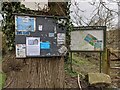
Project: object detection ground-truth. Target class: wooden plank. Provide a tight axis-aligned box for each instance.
[110,67,120,69]
[112,50,120,53]
[110,59,120,61]
[110,52,119,58]
[109,48,120,53]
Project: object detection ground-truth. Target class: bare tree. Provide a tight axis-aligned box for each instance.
[70,0,118,29]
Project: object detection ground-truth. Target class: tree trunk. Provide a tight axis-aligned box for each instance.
[2,2,67,88]
[3,52,65,88]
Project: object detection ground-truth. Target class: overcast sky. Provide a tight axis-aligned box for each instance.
[0,1,119,27]
[70,0,118,27]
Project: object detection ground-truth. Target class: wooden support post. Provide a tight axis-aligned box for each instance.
[100,52,102,73]
[70,52,73,71]
[102,48,110,75]
[107,49,110,75]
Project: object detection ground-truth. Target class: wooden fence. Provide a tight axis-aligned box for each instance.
[102,48,120,75]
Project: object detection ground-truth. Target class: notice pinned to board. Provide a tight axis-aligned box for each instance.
[40,42,50,49]
[15,16,36,32]
[49,33,54,37]
[26,37,40,56]
[16,31,30,35]
[57,33,65,45]
[38,25,43,31]
[16,44,26,58]
[58,45,67,55]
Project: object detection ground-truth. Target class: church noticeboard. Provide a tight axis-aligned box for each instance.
[15,14,67,58]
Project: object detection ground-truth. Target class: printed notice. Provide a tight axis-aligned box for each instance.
[38,25,43,31]
[26,37,40,56]
[16,44,26,58]
[15,16,36,32]
[57,33,65,45]
[40,42,50,49]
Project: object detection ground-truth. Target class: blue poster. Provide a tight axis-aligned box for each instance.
[15,16,35,32]
[40,42,50,49]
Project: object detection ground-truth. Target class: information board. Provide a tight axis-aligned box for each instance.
[15,14,67,58]
[70,26,106,52]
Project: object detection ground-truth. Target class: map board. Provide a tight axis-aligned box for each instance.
[70,26,106,52]
[15,14,67,58]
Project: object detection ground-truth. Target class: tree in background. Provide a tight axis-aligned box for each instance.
[70,0,118,28]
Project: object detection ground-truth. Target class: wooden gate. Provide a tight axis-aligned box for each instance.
[102,48,120,75]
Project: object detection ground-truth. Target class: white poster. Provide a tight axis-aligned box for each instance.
[16,44,26,58]
[70,30,104,51]
[26,37,40,56]
[57,33,65,45]
[38,25,43,31]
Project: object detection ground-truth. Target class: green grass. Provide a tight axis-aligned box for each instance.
[0,55,6,90]
[65,53,100,78]
[0,72,6,90]
[64,61,78,77]
[64,53,87,77]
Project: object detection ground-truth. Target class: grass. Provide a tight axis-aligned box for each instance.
[0,72,6,90]
[65,61,78,77]
[65,53,100,77]
[0,55,6,90]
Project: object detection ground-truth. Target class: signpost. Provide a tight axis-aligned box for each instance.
[70,26,106,72]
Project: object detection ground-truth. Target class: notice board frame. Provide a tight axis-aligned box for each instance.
[70,26,106,52]
[69,26,106,73]
[14,13,67,58]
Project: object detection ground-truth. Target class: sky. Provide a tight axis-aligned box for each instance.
[0,0,119,27]
[0,15,3,21]
[70,0,118,27]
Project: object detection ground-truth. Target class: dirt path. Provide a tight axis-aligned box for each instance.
[65,53,120,88]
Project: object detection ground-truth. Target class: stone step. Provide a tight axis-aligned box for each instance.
[87,73,111,86]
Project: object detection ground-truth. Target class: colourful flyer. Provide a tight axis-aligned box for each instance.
[40,42,50,49]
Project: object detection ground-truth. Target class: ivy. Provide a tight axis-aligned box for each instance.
[1,2,32,51]
[1,2,73,54]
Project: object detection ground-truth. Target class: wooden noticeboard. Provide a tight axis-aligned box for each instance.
[15,14,67,58]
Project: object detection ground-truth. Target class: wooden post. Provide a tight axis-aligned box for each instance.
[107,49,110,75]
[102,48,110,75]
[100,52,102,73]
[70,52,73,71]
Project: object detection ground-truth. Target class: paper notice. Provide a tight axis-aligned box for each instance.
[16,44,26,58]
[26,37,40,56]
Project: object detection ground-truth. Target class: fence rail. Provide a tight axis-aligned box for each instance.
[102,48,120,75]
